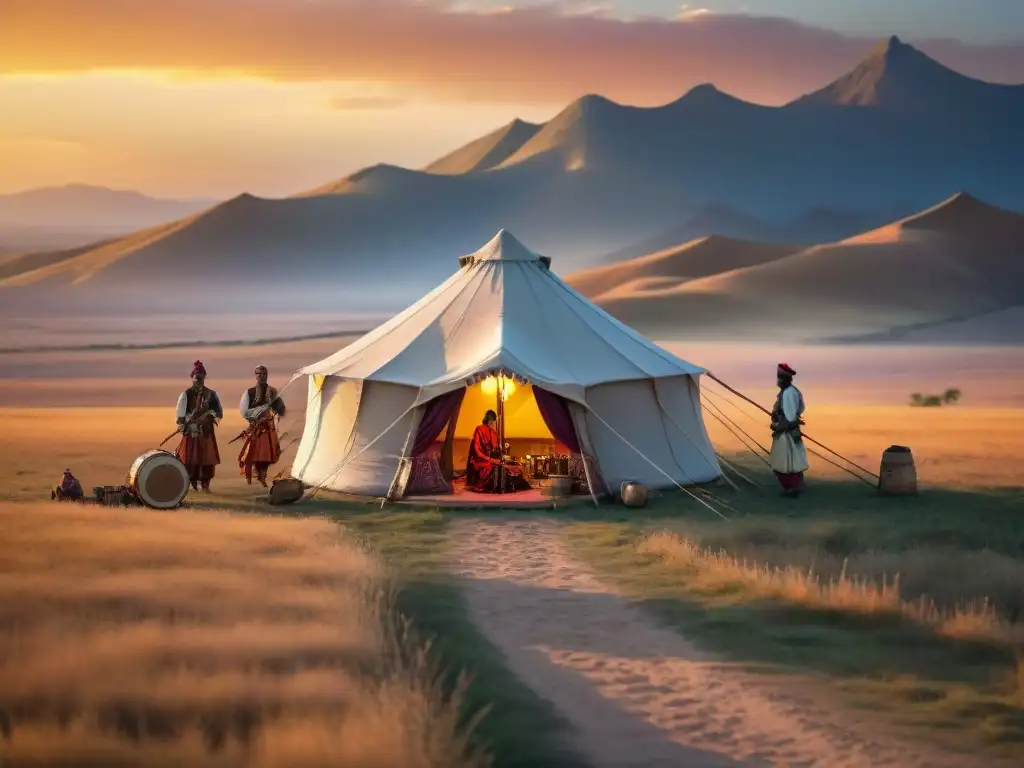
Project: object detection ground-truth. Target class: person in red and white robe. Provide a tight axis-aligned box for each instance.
[238,365,287,486]
[174,360,223,492]
[769,362,809,496]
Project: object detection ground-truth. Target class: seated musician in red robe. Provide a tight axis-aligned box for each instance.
[465,410,530,493]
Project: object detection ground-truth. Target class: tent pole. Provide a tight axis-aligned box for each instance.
[580,454,600,507]
[384,401,422,504]
[566,400,604,506]
[497,376,506,493]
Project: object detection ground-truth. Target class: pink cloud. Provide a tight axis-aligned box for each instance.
[2,0,1022,105]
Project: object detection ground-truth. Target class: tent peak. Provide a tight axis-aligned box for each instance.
[459,229,552,269]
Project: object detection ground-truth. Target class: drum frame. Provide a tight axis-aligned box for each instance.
[128,449,190,509]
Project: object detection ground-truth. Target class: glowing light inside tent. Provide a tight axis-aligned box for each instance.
[480,375,516,401]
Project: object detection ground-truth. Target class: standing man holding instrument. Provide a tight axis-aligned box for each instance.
[237,365,287,487]
[174,360,223,492]
[770,362,809,497]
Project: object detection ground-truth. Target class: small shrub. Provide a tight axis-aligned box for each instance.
[909,388,962,407]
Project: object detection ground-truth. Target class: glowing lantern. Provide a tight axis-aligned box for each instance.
[480,375,516,401]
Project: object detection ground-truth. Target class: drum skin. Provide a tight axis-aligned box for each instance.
[128,449,190,509]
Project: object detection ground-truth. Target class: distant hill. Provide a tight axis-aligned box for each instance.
[2,37,1023,328]
[577,193,1024,342]
[0,185,215,229]
[795,35,1024,117]
[0,225,123,257]
[568,236,801,301]
[600,203,906,263]
[425,119,542,175]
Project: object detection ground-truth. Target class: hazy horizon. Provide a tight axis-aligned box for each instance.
[4,333,1022,410]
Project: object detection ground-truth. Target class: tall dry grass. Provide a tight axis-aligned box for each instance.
[636,531,1024,647]
[646,518,1024,619]
[0,502,486,768]
[702,403,1024,489]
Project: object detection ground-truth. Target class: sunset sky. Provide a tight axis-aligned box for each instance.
[2,0,1022,199]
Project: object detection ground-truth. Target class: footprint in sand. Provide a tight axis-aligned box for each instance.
[449,518,992,768]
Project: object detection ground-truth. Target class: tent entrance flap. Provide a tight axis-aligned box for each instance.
[452,379,587,474]
[395,378,599,504]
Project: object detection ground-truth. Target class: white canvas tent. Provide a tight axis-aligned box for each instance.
[290,230,721,499]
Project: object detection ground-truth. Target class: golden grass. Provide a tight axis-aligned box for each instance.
[0,502,485,767]
[2,408,251,503]
[636,531,1023,647]
[702,402,1024,488]
[3,401,1022,505]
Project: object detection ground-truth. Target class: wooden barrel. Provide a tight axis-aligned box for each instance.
[878,445,918,495]
[542,475,573,499]
[620,481,649,508]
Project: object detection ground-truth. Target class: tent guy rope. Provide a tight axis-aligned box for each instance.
[586,408,732,522]
[651,382,740,491]
[304,403,421,501]
[705,380,879,488]
[701,396,773,462]
[704,372,880,487]
[714,452,763,487]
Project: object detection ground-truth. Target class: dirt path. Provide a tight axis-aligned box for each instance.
[449,518,981,768]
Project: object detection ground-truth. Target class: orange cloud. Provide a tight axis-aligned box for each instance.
[328,94,410,111]
[3,0,1023,105]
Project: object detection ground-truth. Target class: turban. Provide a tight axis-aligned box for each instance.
[191,360,207,377]
[777,363,796,377]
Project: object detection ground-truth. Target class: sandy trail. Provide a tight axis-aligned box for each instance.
[450,518,982,768]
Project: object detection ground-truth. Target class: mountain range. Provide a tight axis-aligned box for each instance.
[0,185,215,229]
[0,185,215,257]
[597,203,914,263]
[567,193,1024,343]
[1,36,1023,340]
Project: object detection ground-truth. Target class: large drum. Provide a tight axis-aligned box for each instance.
[127,450,190,509]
